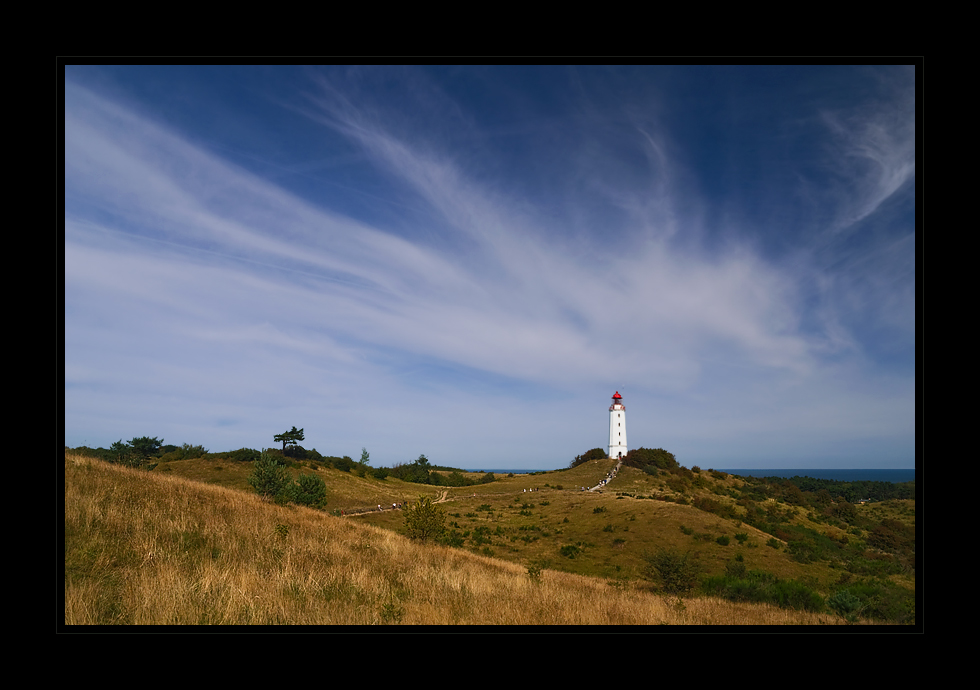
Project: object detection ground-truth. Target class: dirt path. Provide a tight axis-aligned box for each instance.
[588,459,623,492]
[344,467,623,516]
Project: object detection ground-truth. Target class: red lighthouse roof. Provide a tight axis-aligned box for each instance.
[612,391,622,399]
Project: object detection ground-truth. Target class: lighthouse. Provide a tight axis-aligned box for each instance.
[608,391,627,459]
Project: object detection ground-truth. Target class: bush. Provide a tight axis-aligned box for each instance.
[228,448,260,463]
[440,529,465,548]
[827,589,862,623]
[769,579,825,612]
[284,444,308,459]
[788,539,817,563]
[292,473,327,509]
[571,448,608,468]
[643,548,701,595]
[247,452,291,500]
[725,559,747,578]
[623,447,679,471]
[700,569,824,612]
[404,495,446,542]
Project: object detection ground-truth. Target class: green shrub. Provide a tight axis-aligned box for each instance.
[623,447,678,470]
[248,452,291,500]
[716,535,731,546]
[643,548,701,595]
[701,569,823,612]
[292,473,327,509]
[769,579,825,612]
[440,530,465,548]
[725,559,747,578]
[571,448,608,468]
[379,600,404,624]
[228,448,260,462]
[404,495,446,542]
[827,589,862,623]
[788,539,817,563]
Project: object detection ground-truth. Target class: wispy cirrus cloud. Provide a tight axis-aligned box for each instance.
[64,66,915,468]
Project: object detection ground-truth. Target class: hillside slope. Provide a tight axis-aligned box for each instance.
[64,454,842,625]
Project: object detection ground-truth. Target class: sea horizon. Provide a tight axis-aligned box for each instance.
[461,467,915,483]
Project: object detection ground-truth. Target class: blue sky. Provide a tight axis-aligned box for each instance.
[63,65,917,470]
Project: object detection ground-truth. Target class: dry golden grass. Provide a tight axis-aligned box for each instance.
[64,454,842,626]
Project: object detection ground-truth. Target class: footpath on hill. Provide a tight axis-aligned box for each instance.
[341,460,624,517]
[588,459,623,492]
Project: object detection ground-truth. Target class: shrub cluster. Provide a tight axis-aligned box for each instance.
[386,455,494,487]
[246,451,327,509]
[570,448,608,468]
[700,567,825,612]
[622,447,679,471]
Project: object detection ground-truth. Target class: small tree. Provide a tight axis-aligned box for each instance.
[360,447,371,465]
[274,426,305,452]
[404,495,446,542]
[109,439,131,464]
[248,451,291,500]
[827,589,863,624]
[292,473,327,509]
[129,436,163,465]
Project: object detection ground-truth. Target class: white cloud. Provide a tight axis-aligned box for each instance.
[64,69,915,469]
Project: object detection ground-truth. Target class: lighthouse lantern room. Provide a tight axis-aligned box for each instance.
[608,391,627,459]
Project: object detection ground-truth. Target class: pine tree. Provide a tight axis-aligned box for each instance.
[248,451,290,499]
[404,495,446,542]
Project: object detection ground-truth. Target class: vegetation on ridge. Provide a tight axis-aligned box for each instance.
[65,453,848,625]
[63,438,915,625]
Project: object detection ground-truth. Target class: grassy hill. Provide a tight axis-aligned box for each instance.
[64,452,914,625]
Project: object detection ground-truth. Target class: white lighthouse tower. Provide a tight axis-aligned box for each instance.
[608,391,627,459]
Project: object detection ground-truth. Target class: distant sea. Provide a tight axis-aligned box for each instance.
[465,468,915,483]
